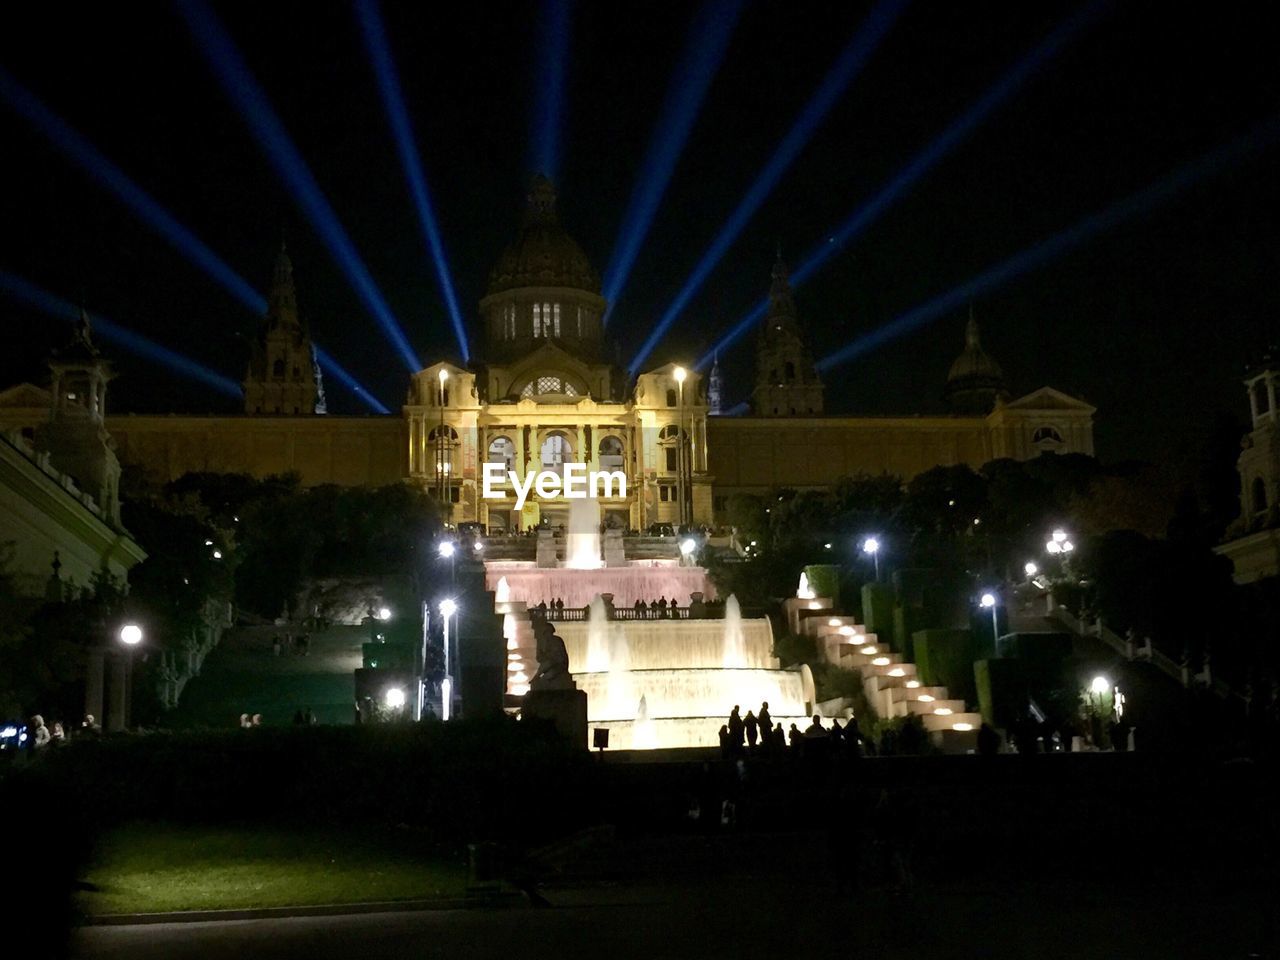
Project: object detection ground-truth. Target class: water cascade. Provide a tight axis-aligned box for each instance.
[496,576,510,604]
[722,594,747,668]
[565,496,603,569]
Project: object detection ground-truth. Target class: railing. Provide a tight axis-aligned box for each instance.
[1050,606,1246,707]
[529,602,726,622]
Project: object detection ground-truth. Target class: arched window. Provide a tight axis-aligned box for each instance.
[1254,378,1270,416]
[1033,425,1064,445]
[665,388,677,407]
[785,361,796,381]
[598,435,624,471]
[540,432,573,476]
[1253,477,1268,514]
[272,358,285,379]
[428,425,460,477]
[659,424,682,472]
[487,436,515,470]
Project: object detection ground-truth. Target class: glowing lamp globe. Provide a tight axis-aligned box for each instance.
[438,541,456,559]
[439,598,457,619]
[384,687,406,708]
[1090,675,1110,695]
[980,593,996,609]
[119,623,143,646]
[673,366,687,384]
[1025,562,1038,576]
[679,538,696,556]
[862,537,879,555]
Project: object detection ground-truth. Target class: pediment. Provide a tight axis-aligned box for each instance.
[0,382,51,409]
[1002,386,1095,414]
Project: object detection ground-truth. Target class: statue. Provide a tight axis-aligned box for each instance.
[531,618,573,690]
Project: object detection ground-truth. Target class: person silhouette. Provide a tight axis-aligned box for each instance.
[744,711,759,749]
[758,701,772,733]
[727,706,745,755]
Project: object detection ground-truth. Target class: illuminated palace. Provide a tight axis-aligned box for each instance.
[3,176,1094,529]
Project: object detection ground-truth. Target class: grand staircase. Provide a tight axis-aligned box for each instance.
[802,614,982,753]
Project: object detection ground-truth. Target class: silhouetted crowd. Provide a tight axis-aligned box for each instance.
[718,703,868,759]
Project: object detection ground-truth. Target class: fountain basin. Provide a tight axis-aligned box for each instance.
[587,716,812,751]
[573,667,808,723]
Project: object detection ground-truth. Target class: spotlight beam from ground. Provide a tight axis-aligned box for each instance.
[627,0,907,376]
[695,0,1110,371]
[530,0,572,181]
[178,0,420,372]
[815,115,1280,374]
[355,0,470,364]
[0,66,265,316]
[313,345,391,414]
[0,268,243,399]
[601,0,742,326]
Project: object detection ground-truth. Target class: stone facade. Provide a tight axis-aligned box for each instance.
[1218,349,1280,583]
[1,177,1097,530]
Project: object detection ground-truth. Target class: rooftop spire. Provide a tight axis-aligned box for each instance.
[524,174,559,226]
[266,242,300,331]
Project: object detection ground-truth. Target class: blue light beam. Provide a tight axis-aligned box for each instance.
[816,115,1280,374]
[0,269,243,399]
[628,0,907,376]
[178,0,420,371]
[601,0,742,325]
[531,0,572,181]
[314,345,391,414]
[355,0,470,364]
[696,0,1109,370]
[0,66,265,316]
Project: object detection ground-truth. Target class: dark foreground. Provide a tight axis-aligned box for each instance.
[74,834,1274,960]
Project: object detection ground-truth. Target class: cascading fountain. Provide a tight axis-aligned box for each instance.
[557,592,813,749]
[486,514,814,749]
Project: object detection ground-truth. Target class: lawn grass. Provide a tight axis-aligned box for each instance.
[78,822,466,915]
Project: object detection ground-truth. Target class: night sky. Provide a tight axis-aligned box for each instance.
[1,1,1277,465]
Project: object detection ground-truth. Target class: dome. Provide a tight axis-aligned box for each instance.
[944,313,1007,414]
[947,315,1004,384]
[486,176,600,296]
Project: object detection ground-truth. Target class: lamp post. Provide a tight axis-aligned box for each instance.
[114,622,143,732]
[437,368,449,516]
[862,537,880,581]
[673,366,687,529]
[439,597,457,721]
[438,539,456,585]
[980,592,998,656]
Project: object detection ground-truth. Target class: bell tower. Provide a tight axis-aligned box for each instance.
[244,244,320,415]
[750,254,824,416]
[37,310,123,525]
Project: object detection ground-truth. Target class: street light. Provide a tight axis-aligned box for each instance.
[1024,561,1038,577]
[385,686,406,709]
[679,537,696,557]
[439,598,458,721]
[1090,675,1110,695]
[862,537,880,581]
[438,541,456,558]
[376,607,392,622]
[673,366,687,529]
[116,622,143,732]
[980,592,999,655]
[437,368,449,512]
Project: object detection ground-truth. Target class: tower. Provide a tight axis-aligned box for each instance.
[944,308,1009,414]
[36,310,123,525]
[750,255,824,416]
[244,245,320,415]
[1237,346,1280,528]
[707,354,724,415]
